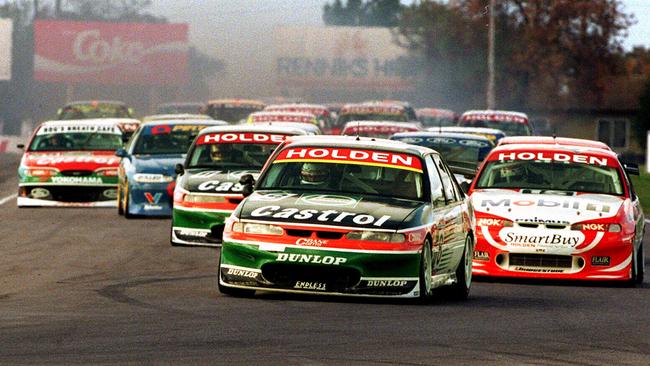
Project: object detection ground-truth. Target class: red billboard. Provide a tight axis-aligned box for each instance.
[34,20,188,85]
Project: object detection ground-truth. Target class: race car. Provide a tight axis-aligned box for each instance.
[459,110,532,136]
[116,119,228,217]
[263,104,336,134]
[170,125,308,246]
[468,137,644,283]
[156,102,205,115]
[363,100,418,121]
[251,121,322,135]
[17,119,125,207]
[391,132,494,188]
[218,136,475,299]
[417,108,458,128]
[247,111,318,126]
[336,102,409,125]
[142,114,213,122]
[204,99,266,123]
[341,121,422,138]
[430,126,506,144]
[57,100,134,120]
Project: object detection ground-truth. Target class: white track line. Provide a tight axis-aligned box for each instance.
[0,194,17,206]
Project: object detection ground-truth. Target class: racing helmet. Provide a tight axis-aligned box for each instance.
[300,162,329,185]
[210,144,232,162]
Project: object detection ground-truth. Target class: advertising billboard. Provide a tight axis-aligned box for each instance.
[0,18,12,81]
[34,20,188,85]
[274,26,415,91]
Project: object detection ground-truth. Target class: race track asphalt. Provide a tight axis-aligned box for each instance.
[0,153,648,365]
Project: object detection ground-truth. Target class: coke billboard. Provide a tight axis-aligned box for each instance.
[34,20,188,85]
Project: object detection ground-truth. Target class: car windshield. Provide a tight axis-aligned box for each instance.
[393,136,491,169]
[58,103,131,119]
[29,132,123,151]
[188,142,279,169]
[338,113,408,124]
[460,119,531,136]
[259,161,424,201]
[206,105,264,123]
[475,160,624,195]
[132,125,211,155]
[419,116,456,127]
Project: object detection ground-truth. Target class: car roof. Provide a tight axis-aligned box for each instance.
[198,124,309,136]
[416,108,457,117]
[497,136,612,150]
[461,110,529,123]
[432,126,505,135]
[39,118,139,127]
[142,114,213,121]
[249,111,316,118]
[264,103,329,111]
[206,99,265,106]
[283,135,435,157]
[392,131,492,142]
[139,119,228,127]
[342,121,421,128]
[340,102,407,113]
[249,121,322,134]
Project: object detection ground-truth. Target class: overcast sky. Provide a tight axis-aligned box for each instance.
[149,0,650,54]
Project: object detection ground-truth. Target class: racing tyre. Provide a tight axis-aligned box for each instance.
[632,241,644,285]
[418,238,433,302]
[217,252,255,297]
[449,235,473,300]
[117,184,124,216]
[123,182,134,219]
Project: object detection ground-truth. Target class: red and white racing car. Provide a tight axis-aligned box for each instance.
[468,137,644,283]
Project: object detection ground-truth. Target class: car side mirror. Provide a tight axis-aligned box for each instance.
[459,180,471,193]
[175,163,185,176]
[16,143,24,149]
[239,174,255,197]
[115,148,128,158]
[624,163,640,176]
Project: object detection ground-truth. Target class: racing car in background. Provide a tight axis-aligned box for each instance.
[341,121,421,138]
[431,126,506,144]
[468,137,644,283]
[218,135,475,300]
[336,102,409,125]
[459,110,532,136]
[263,104,336,134]
[246,111,318,126]
[417,108,458,128]
[17,119,125,207]
[116,119,228,218]
[156,102,205,115]
[391,131,494,188]
[56,100,140,142]
[204,99,266,123]
[170,125,308,246]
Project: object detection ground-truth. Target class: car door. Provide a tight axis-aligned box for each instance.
[424,155,452,274]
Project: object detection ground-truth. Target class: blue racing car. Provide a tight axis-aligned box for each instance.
[116,119,227,217]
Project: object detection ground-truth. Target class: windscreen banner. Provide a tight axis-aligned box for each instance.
[0,18,12,81]
[33,20,188,85]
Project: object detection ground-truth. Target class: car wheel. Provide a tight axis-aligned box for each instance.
[630,241,644,285]
[117,183,124,216]
[124,182,134,219]
[217,251,255,297]
[449,234,473,300]
[418,238,433,302]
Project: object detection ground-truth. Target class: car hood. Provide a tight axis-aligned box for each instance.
[471,189,624,224]
[238,190,424,231]
[132,154,185,176]
[182,168,261,193]
[22,151,120,171]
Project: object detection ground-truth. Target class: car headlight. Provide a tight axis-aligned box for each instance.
[571,223,621,232]
[232,222,283,235]
[24,167,59,177]
[183,194,226,203]
[346,231,405,242]
[133,173,174,183]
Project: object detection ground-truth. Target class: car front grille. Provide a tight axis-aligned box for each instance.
[261,263,360,291]
[509,254,573,268]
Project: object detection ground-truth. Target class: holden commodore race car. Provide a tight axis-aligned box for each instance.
[263,104,336,133]
[341,121,421,138]
[459,110,532,136]
[218,136,475,300]
[18,119,125,207]
[57,100,134,120]
[204,99,266,123]
[336,103,409,126]
[432,127,506,144]
[247,111,318,126]
[417,108,458,128]
[468,137,644,283]
[170,125,308,246]
[116,119,228,217]
[391,132,494,188]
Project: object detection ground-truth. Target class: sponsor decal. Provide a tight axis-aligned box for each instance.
[176,229,208,237]
[591,256,611,266]
[251,114,314,123]
[37,124,119,135]
[197,181,244,192]
[149,124,212,135]
[192,170,224,178]
[473,250,490,261]
[296,238,328,247]
[33,156,120,166]
[294,281,327,291]
[480,198,611,213]
[344,125,415,134]
[249,192,298,202]
[266,107,326,116]
[197,133,287,145]
[297,194,359,207]
[366,280,408,287]
[277,253,347,265]
[496,152,608,166]
[227,268,259,279]
[341,106,402,115]
[463,113,527,123]
[144,192,162,204]
[498,228,584,247]
[513,267,566,273]
[477,218,505,227]
[514,217,570,225]
[274,147,423,173]
[398,136,489,148]
[250,205,391,227]
[143,204,163,210]
[51,176,103,184]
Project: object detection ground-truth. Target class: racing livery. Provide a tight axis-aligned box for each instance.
[18,119,124,207]
[170,125,307,246]
[336,102,409,125]
[247,111,318,126]
[459,110,532,136]
[417,108,458,128]
[468,138,644,283]
[218,136,474,299]
[432,126,506,144]
[263,104,335,133]
[117,120,228,217]
[341,121,421,138]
